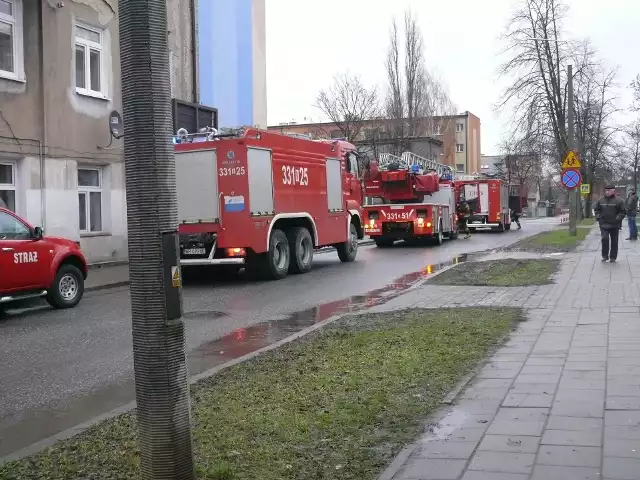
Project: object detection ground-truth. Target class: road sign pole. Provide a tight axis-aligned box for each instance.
[567,64,577,236]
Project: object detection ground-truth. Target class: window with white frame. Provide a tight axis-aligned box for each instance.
[456,143,464,153]
[456,123,464,132]
[0,0,24,81]
[75,23,105,97]
[0,161,16,211]
[456,164,465,173]
[435,124,442,135]
[78,167,103,233]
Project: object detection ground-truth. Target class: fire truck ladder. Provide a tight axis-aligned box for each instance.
[377,153,404,170]
[400,152,452,177]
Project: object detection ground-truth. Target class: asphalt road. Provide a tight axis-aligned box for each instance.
[0,219,560,458]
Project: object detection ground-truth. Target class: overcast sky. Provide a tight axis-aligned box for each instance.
[265,0,639,156]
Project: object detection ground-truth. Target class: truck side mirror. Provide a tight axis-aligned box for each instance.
[34,227,43,239]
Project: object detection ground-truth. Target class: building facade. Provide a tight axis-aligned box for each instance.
[268,111,481,174]
[0,0,126,263]
[0,0,266,263]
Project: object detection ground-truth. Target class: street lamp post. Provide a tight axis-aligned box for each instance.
[119,0,196,478]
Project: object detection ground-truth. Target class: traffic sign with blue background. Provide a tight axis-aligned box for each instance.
[561,169,582,189]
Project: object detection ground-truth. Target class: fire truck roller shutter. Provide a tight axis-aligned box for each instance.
[326,158,343,212]
[175,149,219,223]
[247,147,275,215]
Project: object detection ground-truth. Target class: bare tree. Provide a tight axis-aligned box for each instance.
[572,51,620,215]
[500,130,544,207]
[631,74,640,111]
[497,0,579,163]
[620,120,640,187]
[384,10,456,155]
[314,73,380,144]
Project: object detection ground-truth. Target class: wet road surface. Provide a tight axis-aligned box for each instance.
[0,220,558,458]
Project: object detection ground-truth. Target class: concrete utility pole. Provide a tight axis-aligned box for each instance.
[118,0,196,478]
[567,64,577,236]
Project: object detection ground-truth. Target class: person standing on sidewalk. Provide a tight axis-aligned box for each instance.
[594,184,626,262]
[626,187,638,241]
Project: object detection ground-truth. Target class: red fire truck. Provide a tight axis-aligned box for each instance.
[173,128,364,280]
[456,176,511,232]
[362,152,459,247]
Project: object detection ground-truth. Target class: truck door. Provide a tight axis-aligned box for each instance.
[0,211,49,292]
[344,152,362,207]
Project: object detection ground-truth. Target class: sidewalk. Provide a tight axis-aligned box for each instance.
[85,238,376,291]
[378,226,640,480]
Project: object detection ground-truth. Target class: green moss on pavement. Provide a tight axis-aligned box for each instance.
[430,259,560,286]
[0,308,520,480]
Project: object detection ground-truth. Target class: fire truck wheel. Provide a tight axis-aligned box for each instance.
[337,223,358,262]
[433,223,444,246]
[46,264,85,309]
[287,227,314,274]
[263,229,290,280]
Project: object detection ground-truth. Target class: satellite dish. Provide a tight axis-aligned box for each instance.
[108,110,124,139]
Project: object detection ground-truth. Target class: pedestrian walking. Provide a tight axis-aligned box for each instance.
[626,187,638,241]
[510,210,522,230]
[594,184,626,263]
[457,200,471,239]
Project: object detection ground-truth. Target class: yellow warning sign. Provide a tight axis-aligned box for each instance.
[171,266,181,288]
[580,184,590,195]
[562,151,582,169]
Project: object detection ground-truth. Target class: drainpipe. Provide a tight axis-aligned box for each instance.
[190,0,199,103]
[38,3,47,230]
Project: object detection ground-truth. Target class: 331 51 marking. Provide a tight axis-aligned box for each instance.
[282,165,309,186]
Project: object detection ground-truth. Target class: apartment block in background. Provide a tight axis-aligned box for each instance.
[268,111,482,174]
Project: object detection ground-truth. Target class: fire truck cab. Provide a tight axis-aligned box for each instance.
[362,152,459,247]
[456,176,511,232]
[174,127,364,280]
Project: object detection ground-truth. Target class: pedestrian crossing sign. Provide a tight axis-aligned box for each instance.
[562,151,581,169]
[580,184,590,195]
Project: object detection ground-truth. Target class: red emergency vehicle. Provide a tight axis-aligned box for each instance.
[174,127,364,280]
[362,152,459,247]
[456,176,511,231]
[0,208,88,310]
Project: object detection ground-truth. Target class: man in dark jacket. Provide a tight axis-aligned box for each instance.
[457,201,471,239]
[594,184,626,262]
[626,187,638,241]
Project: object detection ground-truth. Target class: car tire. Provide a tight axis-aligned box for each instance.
[46,264,85,309]
[287,227,314,274]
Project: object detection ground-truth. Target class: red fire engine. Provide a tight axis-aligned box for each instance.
[173,128,364,280]
[362,152,459,247]
[456,176,511,232]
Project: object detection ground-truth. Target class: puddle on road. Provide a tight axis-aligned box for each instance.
[188,254,468,375]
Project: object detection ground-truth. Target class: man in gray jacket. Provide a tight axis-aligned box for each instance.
[626,187,638,241]
[594,184,626,262]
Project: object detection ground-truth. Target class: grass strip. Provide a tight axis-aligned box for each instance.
[429,259,559,287]
[0,307,520,480]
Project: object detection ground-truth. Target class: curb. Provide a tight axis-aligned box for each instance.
[0,309,361,463]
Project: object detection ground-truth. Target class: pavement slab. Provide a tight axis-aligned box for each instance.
[387,225,640,480]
